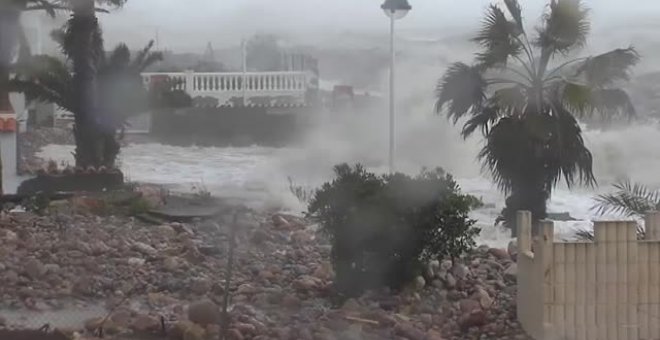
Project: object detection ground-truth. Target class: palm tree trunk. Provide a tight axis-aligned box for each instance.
[506,180,549,237]
[102,131,120,167]
[70,0,102,168]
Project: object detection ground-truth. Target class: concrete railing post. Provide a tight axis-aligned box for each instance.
[184,69,194,95]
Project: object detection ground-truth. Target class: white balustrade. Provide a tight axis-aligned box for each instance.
[141,71,310,103]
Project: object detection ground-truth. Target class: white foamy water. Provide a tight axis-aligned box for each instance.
[38,125,655,249]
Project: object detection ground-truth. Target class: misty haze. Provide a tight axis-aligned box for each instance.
[2,0,660,339]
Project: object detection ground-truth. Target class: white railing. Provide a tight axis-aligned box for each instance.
[141,71,310,106]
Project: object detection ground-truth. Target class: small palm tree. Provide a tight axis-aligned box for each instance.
[64,0,126,167]
[10,38,162,167]
[435,0,639,231]
[593,180,660,218]
[575,180,657,240]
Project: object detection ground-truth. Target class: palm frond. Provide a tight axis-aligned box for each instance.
[461,106,501,138]
[574,224,646,241]
[9,55,73,111]
[480,104,595,194]
[478,116,527,192]
[9,77,69,110]
[491,85,527,114]
[588,88,635,119]
[503,0,524,32]
[94,0,127,7]
[130,40,163,72]
[24,0,67,17]
[592,180,660,217]
[536,0,589,55]
[560,81,592,113]
[548,103,596,188]
[559,82,635,119]
[473,5,522,68]
[106,43,130,71]
[574,48,640,87]
[435,62,486,122]
[131,40,155,69]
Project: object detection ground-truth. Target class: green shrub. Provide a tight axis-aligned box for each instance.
[307,164,480,296]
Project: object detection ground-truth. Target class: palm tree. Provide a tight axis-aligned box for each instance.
[435,0,639,232]
[64,0,124,167]
[11,39,162,167]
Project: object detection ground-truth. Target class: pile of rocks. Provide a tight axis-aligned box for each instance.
[0,203,530,340]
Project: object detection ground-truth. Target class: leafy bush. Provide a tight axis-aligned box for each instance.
[307,164,480,296]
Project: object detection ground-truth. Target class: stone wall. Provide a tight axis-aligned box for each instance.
[150,106,310,147]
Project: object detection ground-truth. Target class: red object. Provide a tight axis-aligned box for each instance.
[0,117,17,132]
[4,118,16,132]
[149,75,170,90]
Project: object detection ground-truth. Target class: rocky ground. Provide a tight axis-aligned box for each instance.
[0,196,530,340]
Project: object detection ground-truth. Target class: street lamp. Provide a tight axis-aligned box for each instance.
[381,0,411,173]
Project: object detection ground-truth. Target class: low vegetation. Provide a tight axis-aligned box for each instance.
[287,176,314,205]
[307,164,481,297]
[574,180,656,240]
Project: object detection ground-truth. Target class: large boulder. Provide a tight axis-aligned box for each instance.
[188,300,221,326]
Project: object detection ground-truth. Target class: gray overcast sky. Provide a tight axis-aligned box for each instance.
[94,0,660,51]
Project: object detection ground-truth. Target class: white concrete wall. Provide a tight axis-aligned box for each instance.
[517,211,660,340]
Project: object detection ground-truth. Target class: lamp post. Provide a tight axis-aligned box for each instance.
[241,38,247,106]
[381,0,411,174]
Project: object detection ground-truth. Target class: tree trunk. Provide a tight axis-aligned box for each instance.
[99,129,119,168]
[505,180,549,237]
[70,0,102,168]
